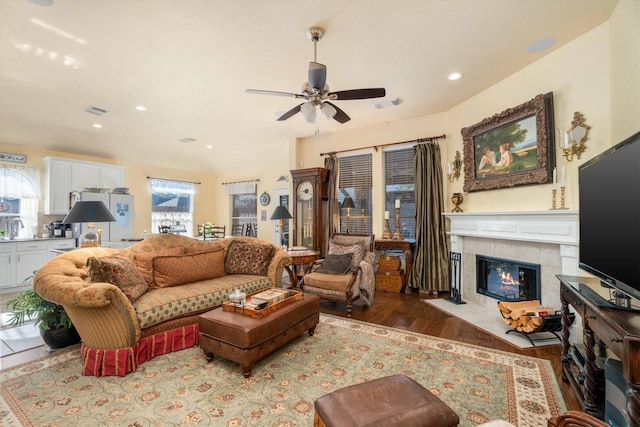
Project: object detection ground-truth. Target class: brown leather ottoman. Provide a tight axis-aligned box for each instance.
[313,374,459,427]
[198,293,320,377]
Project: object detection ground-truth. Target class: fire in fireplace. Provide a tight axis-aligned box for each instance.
[476,255,541,301]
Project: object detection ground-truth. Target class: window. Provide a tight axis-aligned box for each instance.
[150,179,194,234]
[384,147,415,238]
[0,166,39,239]
[338,153,372,234]
[223,180,258,237]
[232,192,257,235]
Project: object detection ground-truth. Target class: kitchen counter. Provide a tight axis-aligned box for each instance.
[0,237,75,243]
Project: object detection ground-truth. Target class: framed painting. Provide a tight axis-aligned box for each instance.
[462,92,555,192]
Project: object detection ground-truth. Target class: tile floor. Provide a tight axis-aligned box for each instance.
[0,315,44,358]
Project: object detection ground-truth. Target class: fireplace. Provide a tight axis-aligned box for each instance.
[476,255,541,301]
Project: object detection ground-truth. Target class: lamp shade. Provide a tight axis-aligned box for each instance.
[270,205,292,220]
[62,201,116,224]
[341,196,355,209]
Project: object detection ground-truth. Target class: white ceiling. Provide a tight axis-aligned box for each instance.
[0,0,618,173]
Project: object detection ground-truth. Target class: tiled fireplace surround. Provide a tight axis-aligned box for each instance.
[443,210,580,312]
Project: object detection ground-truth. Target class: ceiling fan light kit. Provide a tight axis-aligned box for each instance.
[246,26,386,127]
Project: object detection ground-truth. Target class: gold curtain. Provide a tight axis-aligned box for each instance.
[411,143,450,292]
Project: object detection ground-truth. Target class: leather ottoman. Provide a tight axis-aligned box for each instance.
[198,293,320,377]
[313,374,459,427]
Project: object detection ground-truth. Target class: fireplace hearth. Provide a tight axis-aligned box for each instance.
[476,255,541,301]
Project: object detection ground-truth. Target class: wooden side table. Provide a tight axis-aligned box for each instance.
[285,250,320,288]
[374,239,415,293]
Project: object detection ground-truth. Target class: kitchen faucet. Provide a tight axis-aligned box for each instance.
[9,218,24,240]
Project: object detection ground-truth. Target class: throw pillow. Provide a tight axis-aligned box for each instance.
[329,241,364,270]
[225,241,275,276]
[86,254,148,303]
[134,247,185,286]
[152,249,226,287]
[315,253,353,275]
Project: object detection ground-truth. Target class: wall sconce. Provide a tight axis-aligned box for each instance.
[560,112,590,162]
[447,150,462,182]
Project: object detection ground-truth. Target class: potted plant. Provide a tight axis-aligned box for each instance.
[6,273,80,349]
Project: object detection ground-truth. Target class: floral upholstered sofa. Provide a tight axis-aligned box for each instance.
[33,234,291,376]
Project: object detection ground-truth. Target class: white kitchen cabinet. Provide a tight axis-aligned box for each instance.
[49,239,76,259]
[44,157,72,214]
[0,243,16,290]
[0,239,76,290]
[71,162,100,191]
[44,156,125,214]
[16,241,50,285]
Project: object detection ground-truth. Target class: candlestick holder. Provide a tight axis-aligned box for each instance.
[560,186,568,209]
[381,218,392,239]
[550,189,557,210]
[392,207,403,240]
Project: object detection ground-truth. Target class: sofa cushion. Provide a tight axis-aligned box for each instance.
[134,247,185,286]
[86,254,148,303]
[134,275,272,329]
[225,241,275,276]
[315,253,353,275]
[152,249,226,288]
[328,241,364,270]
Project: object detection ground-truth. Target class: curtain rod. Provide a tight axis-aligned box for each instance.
[320,134,446,157]
[221,178,260,185]
[147,176,201,185]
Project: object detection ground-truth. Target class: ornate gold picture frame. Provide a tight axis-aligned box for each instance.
[462,92,555,192]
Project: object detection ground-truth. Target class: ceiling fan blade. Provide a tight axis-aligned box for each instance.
[308,62,327,91]
[245,89,306,99]
[328,88,386,100]
[324,101,350,123]
[276,103,304,121]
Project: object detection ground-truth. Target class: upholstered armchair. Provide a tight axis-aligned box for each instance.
[301,233,376,317]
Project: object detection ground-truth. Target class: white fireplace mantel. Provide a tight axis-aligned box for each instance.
[443,210,579,246]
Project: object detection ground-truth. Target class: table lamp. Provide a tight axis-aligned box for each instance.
[270,205,292,248]
[341,196,355,233]
[62,200,116,247]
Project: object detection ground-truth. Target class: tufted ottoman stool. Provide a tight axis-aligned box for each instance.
[313,374,459,427]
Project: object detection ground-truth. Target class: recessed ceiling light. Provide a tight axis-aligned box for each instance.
[136,105,147,111]
[527,37,556,53]
[92,123,102,128]
[179,137,196,143]
[448,72,462,81]
[206,145,213,149]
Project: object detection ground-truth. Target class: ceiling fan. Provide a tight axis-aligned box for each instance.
[245,27,386,124]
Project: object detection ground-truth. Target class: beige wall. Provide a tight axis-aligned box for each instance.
[609,0,640,142]
[297,1,637,217]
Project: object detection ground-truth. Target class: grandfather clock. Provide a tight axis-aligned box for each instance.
[291,167,328,255]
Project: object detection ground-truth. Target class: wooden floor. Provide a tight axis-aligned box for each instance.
[0,289,580,411]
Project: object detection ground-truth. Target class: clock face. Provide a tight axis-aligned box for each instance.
[259,192,270,206]
[297,181,313,201]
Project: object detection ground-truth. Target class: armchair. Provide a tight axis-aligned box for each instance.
[301,233,376,317]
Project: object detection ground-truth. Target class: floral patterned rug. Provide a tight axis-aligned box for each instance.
[0,314,565,426]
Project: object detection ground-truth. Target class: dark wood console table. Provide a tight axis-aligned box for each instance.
[558,275,640,425]
[374,239,414,293]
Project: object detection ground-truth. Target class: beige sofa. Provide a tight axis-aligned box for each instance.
[34,234,292,376]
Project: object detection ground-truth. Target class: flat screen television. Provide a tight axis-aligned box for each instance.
[578,130,640,310]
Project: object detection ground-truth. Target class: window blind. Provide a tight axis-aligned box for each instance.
[338,153,372,234]
[384,147,415,238]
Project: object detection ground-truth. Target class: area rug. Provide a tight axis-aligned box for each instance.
[422,299,563,349]
[0,314,565,426]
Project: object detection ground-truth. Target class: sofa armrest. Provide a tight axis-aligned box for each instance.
[34,250,141,349]
[267,247,293,286]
